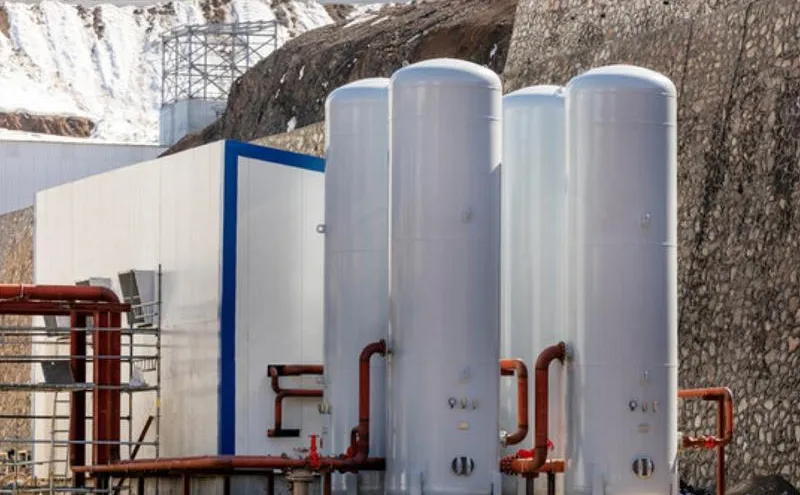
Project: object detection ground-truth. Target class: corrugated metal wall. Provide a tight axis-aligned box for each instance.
[0,139,165,215]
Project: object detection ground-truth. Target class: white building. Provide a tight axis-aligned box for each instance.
[0,135,165,215]
[32,139,326,491]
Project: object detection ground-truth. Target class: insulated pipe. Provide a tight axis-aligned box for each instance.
[500,358,529,446]
[679,387,734,495]
[500,343,566,476]
[267,365,325,437]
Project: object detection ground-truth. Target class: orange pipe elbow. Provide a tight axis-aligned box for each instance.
[500,358,529,446]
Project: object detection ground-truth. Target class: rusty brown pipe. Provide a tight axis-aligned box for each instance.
[268,364,325,394]
[267,364,325,438]
[72,455,386,475]
[500,342,566,476]
[679,387,734,495]
[0,284,129,485]
[679,387,733,448]
[76,340,390,477]
[346,339,387,464]
[500,358,529,446]
[0,284,122,303]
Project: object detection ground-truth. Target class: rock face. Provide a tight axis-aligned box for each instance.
[252,121,325,157]
[0,112,95,137]
[728,475,800,495]
[505,0,800,489]
[162,0,517,155]
[0,207,33,452]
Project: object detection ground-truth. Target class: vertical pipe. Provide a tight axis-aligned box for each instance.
[94,311,109,465]
[716,401,724,495]
[110,311,122,462]
[69,312,87,488]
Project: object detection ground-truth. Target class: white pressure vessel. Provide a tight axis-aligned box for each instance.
[499,85,567,495]
[322,77,390,495]
[387,58,503,495]
[564,65,678,495]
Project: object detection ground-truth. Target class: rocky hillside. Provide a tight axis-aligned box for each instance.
[506,0,800,489]
[0,207,33,451]
[163,0,517,154]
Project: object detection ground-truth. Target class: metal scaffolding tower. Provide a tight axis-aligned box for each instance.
[0,270,163,494]
[161,20,279,105]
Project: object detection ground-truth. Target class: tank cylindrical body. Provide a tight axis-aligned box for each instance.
[499,86,566,495]
[387,59,502,495]
[564,65,678,495]
[322,78,390,495]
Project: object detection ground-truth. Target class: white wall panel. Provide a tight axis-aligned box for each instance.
[157,142,225,457]
[0,140,164,215]
[33,140,326,485]
[32,141,224,476]
[234,155,325,455]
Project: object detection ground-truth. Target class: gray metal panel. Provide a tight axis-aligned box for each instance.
[0,140,165,214]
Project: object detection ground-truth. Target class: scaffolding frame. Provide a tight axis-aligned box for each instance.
[160,20,279,105]
[0,269,163,494]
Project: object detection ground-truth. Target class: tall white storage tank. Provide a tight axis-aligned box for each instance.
[499,85,566,495]
[322,78,390,495]
[387,58,502,495]
[564,65,678,495]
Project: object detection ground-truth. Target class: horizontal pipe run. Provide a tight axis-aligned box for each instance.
[500,358,529,446]
[72,455,387,475]
[0,302,130,315]
[266,364,325,438]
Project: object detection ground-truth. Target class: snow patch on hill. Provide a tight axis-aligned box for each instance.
[0,0,336,143]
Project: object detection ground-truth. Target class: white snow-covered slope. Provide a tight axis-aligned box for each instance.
[0,0,339,143]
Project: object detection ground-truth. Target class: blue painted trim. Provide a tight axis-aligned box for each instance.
[219,143,239,455]
[218,140,324,455]
[225,139,325,173]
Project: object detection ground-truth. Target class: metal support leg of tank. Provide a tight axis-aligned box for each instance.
[591,469,605,495]
[136,476,145,495]
[267,472,276,495]
[344,472,358,495]
[288,469,315,495]
[322,472,331,495]
[547,473,555,495]
[223,474,230,495]
[525,477,534,495]
[182,473,190,495]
